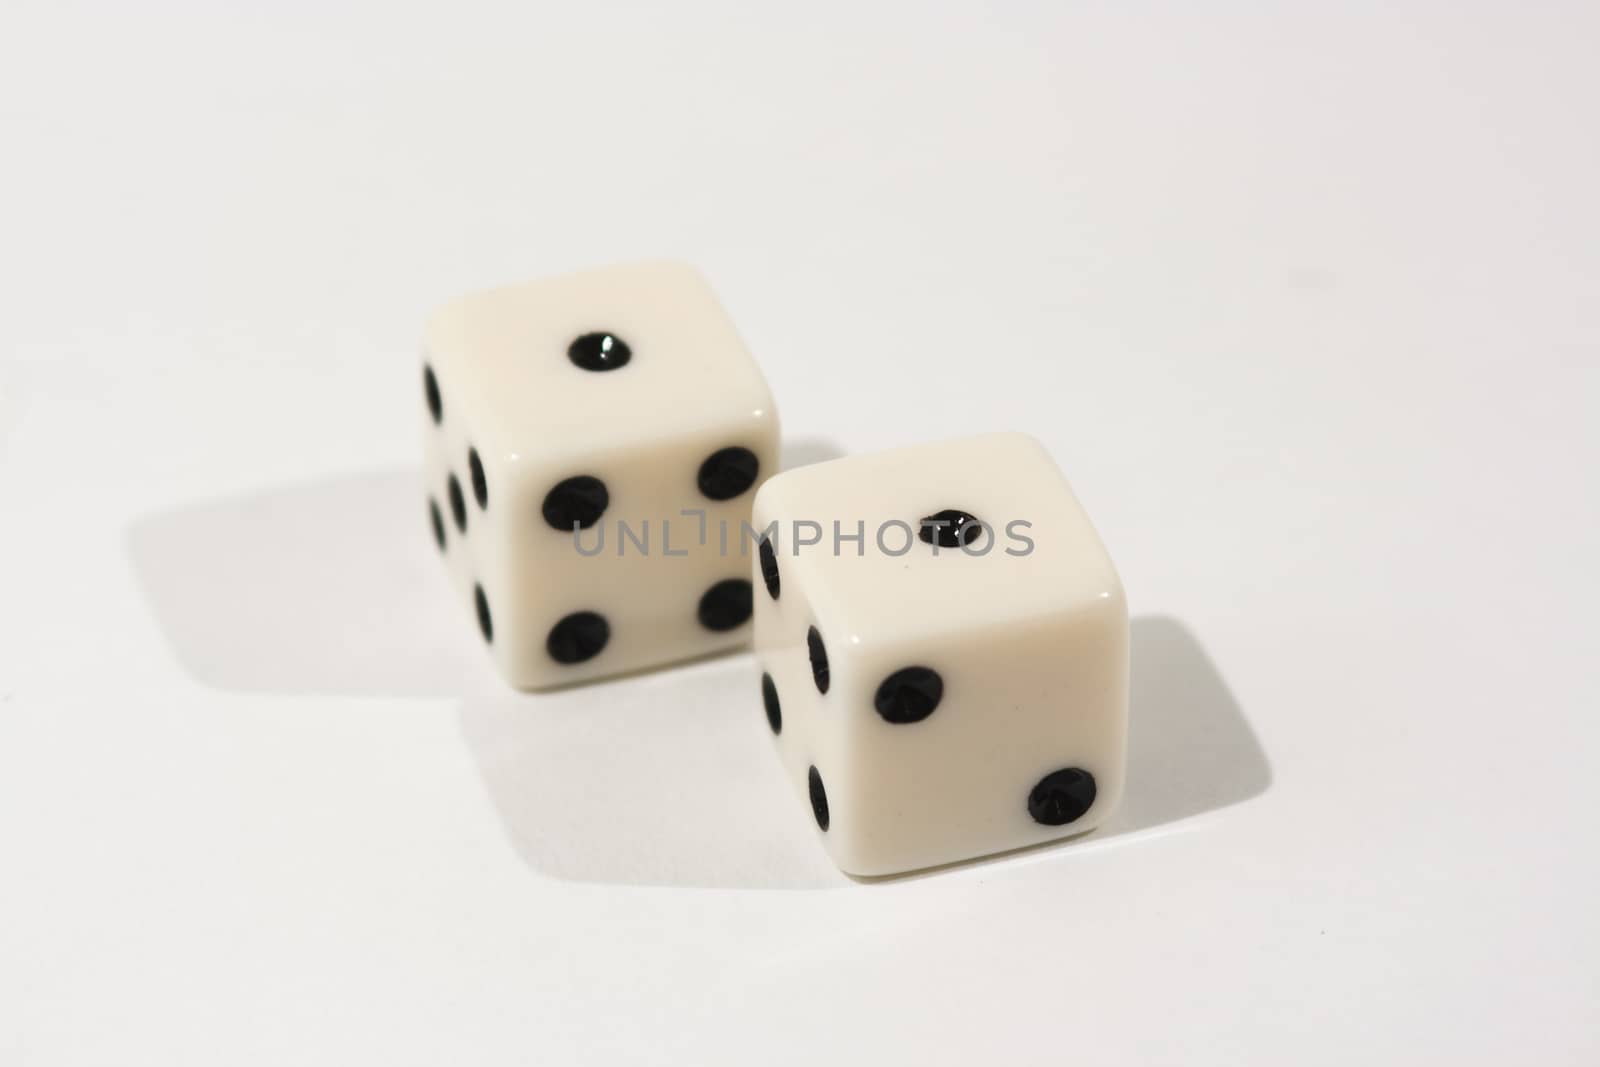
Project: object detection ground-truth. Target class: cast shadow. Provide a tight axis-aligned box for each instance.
[456,655,849,890]
[124,436,846,700]
[1099,615,1272,840]
[126,468,480,698]
[460,615,1269,890]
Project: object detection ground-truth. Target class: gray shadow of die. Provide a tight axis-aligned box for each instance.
[456,656,850,890]
[125,468,482,698]
[1091,614,1270,838]
[120,443,854,890]
[121,437,843,700]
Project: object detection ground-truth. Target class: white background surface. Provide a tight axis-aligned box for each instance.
[2,2,1597,1063]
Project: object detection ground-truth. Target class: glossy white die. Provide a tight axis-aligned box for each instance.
[421,261,780,689]
[751,433,1127,875]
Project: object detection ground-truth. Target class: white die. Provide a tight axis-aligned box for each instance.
[751,433,1127,875]
[421,261,780,689]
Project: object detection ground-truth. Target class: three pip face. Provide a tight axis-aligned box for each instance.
[420,263,1127,876]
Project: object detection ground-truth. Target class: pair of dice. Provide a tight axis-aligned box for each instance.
[421,262,1128,876]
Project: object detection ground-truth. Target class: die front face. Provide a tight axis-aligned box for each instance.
[421,262,779,689]
[752,434,1127,876]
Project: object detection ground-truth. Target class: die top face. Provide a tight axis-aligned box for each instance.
[752,433,1124,651]
[423,261,776,468]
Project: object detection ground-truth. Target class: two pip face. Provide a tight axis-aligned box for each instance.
[420,261,780,690]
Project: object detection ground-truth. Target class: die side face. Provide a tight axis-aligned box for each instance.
[829,603,1128,875]
[421,262,779,688]
[751,532,853,844]
[422,370,516,653]
[751,433,1128,876]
